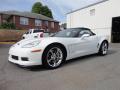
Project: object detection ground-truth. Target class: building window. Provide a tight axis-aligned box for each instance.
[35,19,42,26]
[20,17,29,25]
[90,9,95,16]
[51,22,54,28]
[45,21,48,26]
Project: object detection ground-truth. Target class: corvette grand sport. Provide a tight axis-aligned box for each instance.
[8,28,109,69]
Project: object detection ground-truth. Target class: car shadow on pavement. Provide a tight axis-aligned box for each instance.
[63,49,117,67]
[19,65,47,71]
[107,49,118,55]
[64,54,99,67]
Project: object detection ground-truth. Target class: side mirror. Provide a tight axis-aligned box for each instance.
[81,34,90,39]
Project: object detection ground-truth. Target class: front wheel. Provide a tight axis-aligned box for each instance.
[99,41,108,55]
[42,45,65,69]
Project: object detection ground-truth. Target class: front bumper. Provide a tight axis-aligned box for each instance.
[8,46,43,66]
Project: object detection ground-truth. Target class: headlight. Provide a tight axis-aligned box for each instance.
[22,41,40,48]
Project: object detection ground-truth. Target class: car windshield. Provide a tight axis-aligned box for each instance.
[52,29,80,37]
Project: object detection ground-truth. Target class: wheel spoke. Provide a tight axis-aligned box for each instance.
[56,48,60,54]
[53,61,57,67]
[49,50,54,56]
[47,58,53,63]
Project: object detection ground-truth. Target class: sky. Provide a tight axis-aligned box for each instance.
[0,0,101,22]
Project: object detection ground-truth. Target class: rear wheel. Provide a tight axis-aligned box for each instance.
[42,45,65,69]
[99,41,108,55]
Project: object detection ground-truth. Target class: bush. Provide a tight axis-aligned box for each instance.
[0,22,16,29]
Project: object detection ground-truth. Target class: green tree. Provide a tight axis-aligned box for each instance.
[32,2,53,18]
[41,6,53,18]
[32,2,43,14]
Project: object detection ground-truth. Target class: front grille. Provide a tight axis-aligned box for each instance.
[11,55,18,60]
[21,57,29,61]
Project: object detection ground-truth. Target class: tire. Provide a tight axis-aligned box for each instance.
[42,45,65,69]
[99,41,108,56]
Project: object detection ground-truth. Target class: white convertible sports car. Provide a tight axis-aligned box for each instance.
[8,28,109,69]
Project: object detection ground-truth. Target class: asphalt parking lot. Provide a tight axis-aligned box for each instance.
[0,44,120,90]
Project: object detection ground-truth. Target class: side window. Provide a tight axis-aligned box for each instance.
[72,31,79,37]
[78,30,92,37]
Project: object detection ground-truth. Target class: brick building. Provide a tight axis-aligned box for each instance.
[0,11,60,32]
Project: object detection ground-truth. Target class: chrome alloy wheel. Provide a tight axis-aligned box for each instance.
[46,47,63,68]
[102,42,108,55]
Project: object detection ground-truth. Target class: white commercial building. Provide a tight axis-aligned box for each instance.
[67,0,120,43]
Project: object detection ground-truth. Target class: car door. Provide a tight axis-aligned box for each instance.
[69,30,98,59]
[80,35,98,55]
[81,30,99,53]
[68,37,87,59]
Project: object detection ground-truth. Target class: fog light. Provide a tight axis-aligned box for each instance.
[21,57,29,61]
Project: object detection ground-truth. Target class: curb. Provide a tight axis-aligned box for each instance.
[0,44,12,48]
[0,42,15,48]
[0,42,15,45]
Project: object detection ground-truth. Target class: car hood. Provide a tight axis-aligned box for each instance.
[12,37,75,48]
[12,38,42,47]
[12,37,56,46]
